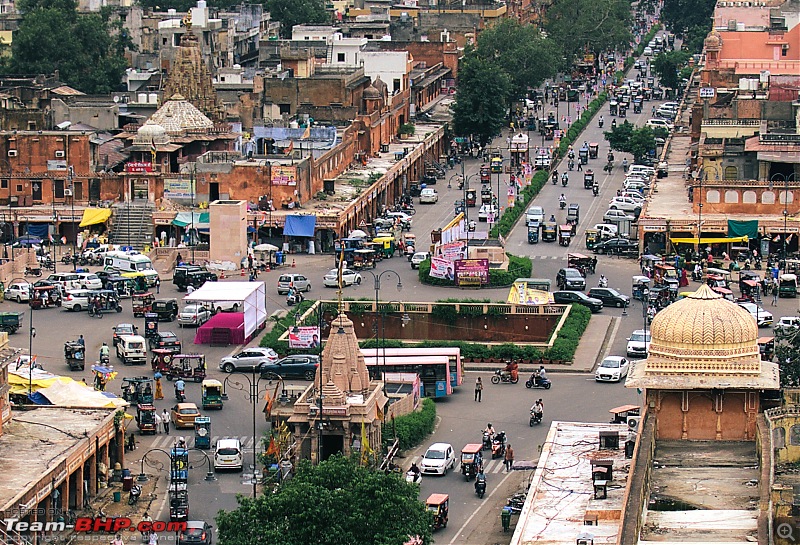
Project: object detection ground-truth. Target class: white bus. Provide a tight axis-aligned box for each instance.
[103,250,159,286]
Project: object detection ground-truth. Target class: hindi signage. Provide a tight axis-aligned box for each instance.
[271,165,297,186]
[288,326,321,349]
[125,161,153,173]
[454,259,489,286]
[164,179,195,199]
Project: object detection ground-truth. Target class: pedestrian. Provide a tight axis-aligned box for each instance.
[504,443,515,471]
[773,287,779,306]
[155,277,160,294]
[154,411,162,433]
[577,160,582,172]
[474,377,483,402]
[162,409,170,433]
[154,374,164,399]
[148,532,158,545]
[111,534,124,545]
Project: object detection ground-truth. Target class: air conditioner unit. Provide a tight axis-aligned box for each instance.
[55,151,65,158]
[64,189,73,197]
[628,416,641,432]
[7,150,17,157]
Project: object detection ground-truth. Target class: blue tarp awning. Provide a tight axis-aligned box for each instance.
[284,215,317,237]
[27,224,49,239]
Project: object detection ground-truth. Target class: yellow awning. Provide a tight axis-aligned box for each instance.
[79,208,112,227]
[670,236,748,244]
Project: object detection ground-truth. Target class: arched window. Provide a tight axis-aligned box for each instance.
[706,190,720,203]
[762,191,775,204]
[724,190,739,203]
[724,166,738,180]
[743,191,757,204]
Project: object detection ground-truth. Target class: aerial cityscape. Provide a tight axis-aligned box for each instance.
[0,0,798,543]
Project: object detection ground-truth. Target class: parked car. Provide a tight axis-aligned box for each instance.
[419,188,439,204]
[478,204,498,221]
[76,272,103,290]
[592,224,618,239]
[46,273,81,291]
[556,268,586,290]
[171,403,201,429]
[776,316,800,332]
[608,196,642,214]
[603,209,636,223]
[178,521,213,545]
[737,302,773,327]
[588,287,631,308]
[5,282,31,303]
[552,290,603,312]
[112,323,138,346]
[277,274,311,294]
[148,331,182,353]
[646,118,674,131]
[178,303,212,327]
[410,252,430,270]
[593,238,638,256]
[595,356,630,382]
[259,354,320,380]
[323,268,362,288]
[626,329,651,358]
[219,347,279,373]
[420,442,456,475]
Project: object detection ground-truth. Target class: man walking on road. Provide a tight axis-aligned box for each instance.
[504,444,515,471]
[162,409,170,433]
[474,377,483,402]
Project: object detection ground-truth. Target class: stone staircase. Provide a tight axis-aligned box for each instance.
[108,202,154,250]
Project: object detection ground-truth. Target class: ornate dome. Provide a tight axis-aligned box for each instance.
[148,94,214,136]
[133,123,170,146]
[363,85,381,99]
[704,29,723,51]
[645,284,761,375]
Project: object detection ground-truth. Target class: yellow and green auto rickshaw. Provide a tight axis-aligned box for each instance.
[585,229,599,250]
[542,222,557,242]
[201,379,223,409]
[352,248,377,269]
[372,236,396,259]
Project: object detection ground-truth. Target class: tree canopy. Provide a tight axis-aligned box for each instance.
[264,0,330,38]
[8,0,133,94]
[216,455,432,545]
[604,121,656,161]
[661,0,715,53]
[776,329,800,387]
[651,50,690,89]
[451,54,511,146]
[544,0,632,62]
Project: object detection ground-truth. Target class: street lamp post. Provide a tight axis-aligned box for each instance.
[221,369,283,497]
[51,178,57,274]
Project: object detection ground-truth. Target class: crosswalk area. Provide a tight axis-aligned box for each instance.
[147,434,256,451]
[407,456,510,475]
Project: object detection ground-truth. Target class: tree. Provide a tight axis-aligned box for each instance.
[627,126,656,162]
[603,121,635,152]
[216,455,433,545]
[474,19,559,104]
[264,0,329,38]
[777,329,800,387]
[661,0,715,39]
[451,55,511,146]
[543,0,632,63]
[651,50,690,89]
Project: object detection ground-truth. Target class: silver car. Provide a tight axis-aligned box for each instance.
[178,303,212,327]
[277,274,311,295]
[219,347,279,373]
[5,282,31,303]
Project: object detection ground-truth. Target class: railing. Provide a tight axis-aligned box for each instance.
[308,300,569,316]
[701,118,760,126]
[761,133,800,143]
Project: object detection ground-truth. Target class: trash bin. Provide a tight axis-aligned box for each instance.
[113,491,121,502]
[122,476,133,492]
[501,507,512,532]
[276,251,284,265]
[122,468,131,478]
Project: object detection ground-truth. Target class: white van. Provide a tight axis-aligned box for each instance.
[115,335,147,365]
[214,438,243,471]
[104,251,159,286]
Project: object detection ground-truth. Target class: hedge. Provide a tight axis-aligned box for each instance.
[418,253,532,287]
[383,398,436,451]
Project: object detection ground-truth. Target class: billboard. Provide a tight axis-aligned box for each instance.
[429,257,454,281]
[454,259,489,287]
[288,326,321,349]
[271,165,297,186]
[163,179,195,199]
[435,241,468,262]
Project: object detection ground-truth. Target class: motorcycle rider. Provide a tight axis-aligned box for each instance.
[531,399,544,420]
[475,468,487,495]
[408,463,421,483]
[552,170,558,184]
[599,274,608,288]
[174,378,186,401]
[484,423,496,440]
[561,172,569,185]
[611,118,617,129]
[536,365,548,385]
[693,263,703,281]
[502,359,519,382]
[549,214,556,223]
[559,194,566,208]
[592,182,599,196]
[99,342,110,362]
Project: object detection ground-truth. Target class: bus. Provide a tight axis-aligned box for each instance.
[362,355,452,398]
[361,347,463,388]
[104,251,159,286]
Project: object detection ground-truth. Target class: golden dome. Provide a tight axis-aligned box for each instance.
[645,284,761,375]
[704,29,723,51]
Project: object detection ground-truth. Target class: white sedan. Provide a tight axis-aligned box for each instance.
[323,269,362,288]
[595,356,630,382]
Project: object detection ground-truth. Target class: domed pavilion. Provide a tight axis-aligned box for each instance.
[626,284,779,440]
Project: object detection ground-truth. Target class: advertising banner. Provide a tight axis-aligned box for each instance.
[288,326,321,349]
[454,258,489,286]
[163,179,195,199]
[429,257,454,281]
[435,241,467,262]
[271,165,298,186]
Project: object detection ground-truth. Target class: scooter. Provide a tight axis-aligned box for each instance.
[599,118,604,128]
[506,493,526,513]
[128,484,141,505]
[482,431,492,451]
[475,474,487,499]
[529,409,543,426]
[99,352,110,365]
[561,175,568,187]
[491,434,506,459]
[61,253,73,264]
[405,470,422,485]
[552,173,558,185]
[287,292,304,306]
[568,160,574,171]
[691,269,703,281]
[559,200,566,210]
[593,185,599,197]
[175,386,186,403]
[490,369,519,384]
[524,374,552,389]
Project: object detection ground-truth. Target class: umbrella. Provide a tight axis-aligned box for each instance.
[254,243,279,252]
[349,229,369,239]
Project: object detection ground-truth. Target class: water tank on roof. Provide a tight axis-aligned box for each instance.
[739,78,748,90]
[149,93,158,104]
[138,93,147,104]
[760,70,770,83]
[197,0,206,7]
[168,8,176,14]
[737,22,745,31]
[750,79,760,90]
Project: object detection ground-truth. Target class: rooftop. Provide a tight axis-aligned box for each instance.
[510,422,631,545]
[0,407,115,512]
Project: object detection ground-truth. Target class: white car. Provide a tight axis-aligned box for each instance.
[420,442,456,475]
[643,46,653,56]
[214,438,243,471]
[626,329,651,358]
[595,356,630,382]
[622,191,645,202]
[323,268,362,288]
[219,347,279,373]
[646,118,674,131]
[178,303,212,327]
[776,316,800,332]
[603,209,636,223]
[76,272,103,290]
[526,205,545,226]
[737,302,772,327]
[410,252,430,269]
[5,282,31,303]
[478,204,498,221]
[628,165,655,177]
[419,188,438,204]
[593,223,618,238]
[63,289,94,312]
[609,196,642,214]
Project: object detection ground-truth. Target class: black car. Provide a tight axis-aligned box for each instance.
[259,354,321,380]
[556,268,586,290]
[112,323,138,346]
[593,238,638,256]
[181,270,218,290]
[96,269,121,283]
[552,291,603,312]
[588,287,631,308]
[178,520,213,545]
[174,266,211,290]
[149,331,182,353]
[152,299,179,321]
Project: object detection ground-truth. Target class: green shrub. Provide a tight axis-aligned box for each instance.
[543,305,591,361]
[259,300,315,354]
[383,398,436,451]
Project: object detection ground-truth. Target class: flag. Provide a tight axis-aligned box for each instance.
[302,125,311,139]
[264,392,275,417]
[360,420,372,465]
[285,141,294,155]
[265,437,278,456]
[376,405,383,422]
[150,138,157,163]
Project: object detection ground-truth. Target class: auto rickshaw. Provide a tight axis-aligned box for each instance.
[144,312,159,343]
[352,249,376,270]
[578,146,589,165]
[29,285,62,309]
[609,100,618,116]
[461,443,483,481]
[403,234,417,256]
[542,222,557,242]
[152,299,179,321]
[653,264,679,292]
[632,275,651,300]
[466,189,477,207]
[558,225,572,247]
[104,276,134,298]
[194,416,211,449]
[712,286,735,302]
[633,98,642,114]
[568,253,595,276]
[121,272,149,294]
[480,165,491,183]
[201,379,223,409]
[758,336,775,361]
[169,490,189,522]
[0,311,22,334]
[136,403,158,434]
[64,340,85,371]
[122,376,154,405]
[566,203,580,226]
[585,229,599,250]
[409,182,421,198]
[490,156,503,173]
[372,236,396,259]
[132,292,155,317]
[583,170,595,189]
[363,242,383,263]
[481,186,493,204]
[426,494,449,531]
[165,354,207,383]
[528,222,540,244]
[589,143,599,159]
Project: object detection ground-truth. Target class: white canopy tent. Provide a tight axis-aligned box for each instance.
[184,281,267,339]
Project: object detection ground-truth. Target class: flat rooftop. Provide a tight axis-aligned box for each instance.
[0,407,114,512]
[510,421,631,545]
[640,440,759,544]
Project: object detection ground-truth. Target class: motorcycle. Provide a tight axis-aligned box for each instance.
[61,253,72,264]
[482,431,492,451]
[491,435,506,459]
[755,257,762,270]
[559,200,566,210]
[175,386,186,403]
[691,269,703,281]
[475,474,487,499]
[598,277,608,288]
[529,409,543,426]
[524,374,552,389]
[506,492,526,513]
[405,470,422,485]
[458,180,464,190]
[490,369,519,384]
[592,185,599,197]
[561,175,568,187]
[603,161,613,173]
[99,352,110,365]
[287,292,304,306]
[599,118,604,128]
[128,484,141,505]
[24,267,42,277]
[568,160,574,171]
[552,173,558,185]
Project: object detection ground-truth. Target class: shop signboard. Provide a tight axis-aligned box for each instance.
[454,259,489,286]
[164,179,195,199]
[125,162,153,173]
[288,326,321,349]
[429,257,453,281]
[271,165,297,186]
